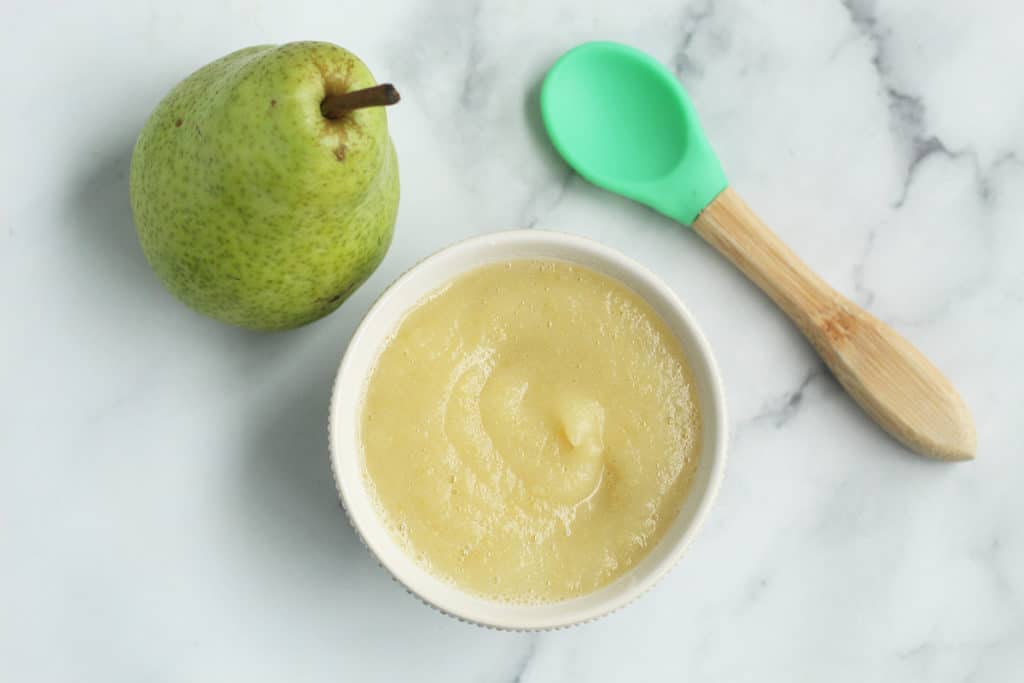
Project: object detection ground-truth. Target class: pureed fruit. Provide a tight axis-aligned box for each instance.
[361,260,701,603]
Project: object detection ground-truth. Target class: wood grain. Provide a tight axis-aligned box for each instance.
[693,187,976,461]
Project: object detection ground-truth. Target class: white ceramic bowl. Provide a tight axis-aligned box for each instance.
[328,230,727,630]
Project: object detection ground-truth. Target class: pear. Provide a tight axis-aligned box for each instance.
[130,42,400,330]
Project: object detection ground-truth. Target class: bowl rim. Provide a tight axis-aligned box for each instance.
[328,229,728,630]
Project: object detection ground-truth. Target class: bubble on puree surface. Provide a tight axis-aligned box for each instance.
[361,260,702,603]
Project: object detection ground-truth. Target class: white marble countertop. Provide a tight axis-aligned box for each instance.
[3,0,1022,680]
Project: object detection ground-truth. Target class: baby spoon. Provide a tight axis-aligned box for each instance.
[540,41,975,461]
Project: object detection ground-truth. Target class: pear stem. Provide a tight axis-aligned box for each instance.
[321,84,400,119]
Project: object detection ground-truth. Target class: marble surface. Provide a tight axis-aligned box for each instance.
[3,0,1022,680]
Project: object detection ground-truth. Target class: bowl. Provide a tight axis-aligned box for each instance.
[328,229,727,630]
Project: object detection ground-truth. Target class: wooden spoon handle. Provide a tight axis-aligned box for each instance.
[693,187,976,461]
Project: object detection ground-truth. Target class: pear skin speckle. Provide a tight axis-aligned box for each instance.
[129,42,399,330]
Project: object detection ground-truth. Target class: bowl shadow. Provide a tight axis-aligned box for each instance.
[239,363,371,575]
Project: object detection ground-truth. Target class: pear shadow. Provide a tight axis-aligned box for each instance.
[63,128,316,356]
[66,114,414,616]
[66,135,171,305]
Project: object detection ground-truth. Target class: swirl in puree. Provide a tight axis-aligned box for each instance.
[361,260,701,603]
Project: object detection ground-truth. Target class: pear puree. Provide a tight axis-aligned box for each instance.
[360,260,701,603]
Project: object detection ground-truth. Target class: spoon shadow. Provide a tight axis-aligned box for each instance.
[522,76,566,178]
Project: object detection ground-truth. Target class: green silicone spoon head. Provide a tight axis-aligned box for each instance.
[540,41,728,225]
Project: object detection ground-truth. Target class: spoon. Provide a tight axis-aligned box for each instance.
[540,41,975,461]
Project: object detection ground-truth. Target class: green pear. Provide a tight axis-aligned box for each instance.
[130,41,400,330]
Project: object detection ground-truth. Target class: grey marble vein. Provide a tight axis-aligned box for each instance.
[842,1,1022,215]
[894,136,1015,211]
[672,0,714,77]
[523,166,575,228]
[458,0,486,111]
[850,228,877,307]
[747,366,825,429]
[840,0,958,207]
[510,634,539,683]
